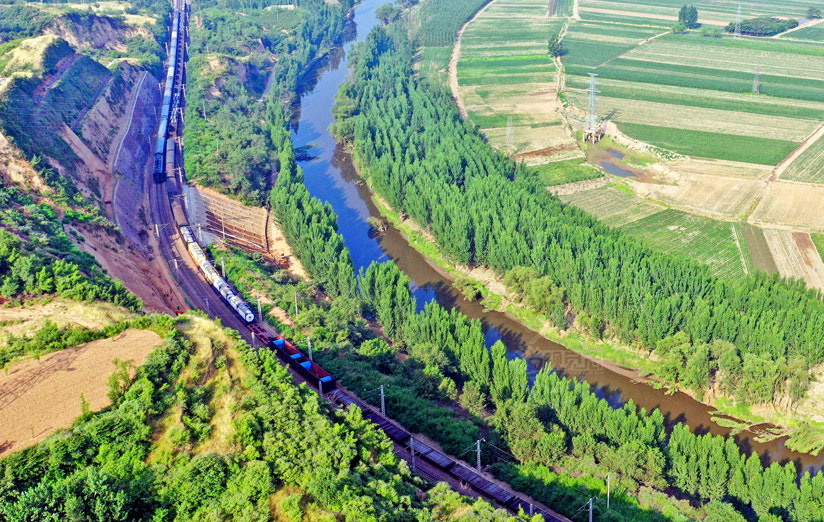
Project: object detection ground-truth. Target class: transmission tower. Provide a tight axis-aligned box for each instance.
[506,116,514,154]
[734,1,743,38]
[586,73,599,133]
[752,66,761,95]
[584,73,602,143]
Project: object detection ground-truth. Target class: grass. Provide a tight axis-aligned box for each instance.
[530,159,603,186]
[618,209,750,279]
[615,123,798,165]
[782,132,824,184]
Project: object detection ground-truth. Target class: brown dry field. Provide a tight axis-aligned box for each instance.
[634,173,762,219]
[751,182,824,230]
[763,229,824,291]
[668,158,772,180]
[0,329,161,457]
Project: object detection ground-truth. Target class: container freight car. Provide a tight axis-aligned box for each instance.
[270,337,336,391]
[180,226,256,324]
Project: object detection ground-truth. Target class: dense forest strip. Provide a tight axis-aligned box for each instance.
[333,14,824,414]
[306,13,824,521]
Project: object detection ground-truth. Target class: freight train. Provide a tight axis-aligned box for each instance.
[153,8,182,184]
[179,226,256,323]
[324,390,562,521]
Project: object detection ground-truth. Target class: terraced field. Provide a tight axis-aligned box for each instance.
[456,0,580,159]
[561,184,664,226]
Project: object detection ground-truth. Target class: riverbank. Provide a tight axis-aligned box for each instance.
[351,155,824,457]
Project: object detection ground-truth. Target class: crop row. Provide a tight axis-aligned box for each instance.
[565,76,824,120]
[618,209,748,279]
[782,133,824,184]
[565,60,824,102]
[616,122,798,165]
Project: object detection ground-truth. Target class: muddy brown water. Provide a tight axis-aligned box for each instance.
[289,0,824,473]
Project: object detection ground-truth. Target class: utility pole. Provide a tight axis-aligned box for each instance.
[197,223,203,243]
[589,497,593,522]
[173,258,179,271]
[607,475,611,510]
[380,384,385,416]
[220,258,225,277]
[308,337,313,361]
[410,438,416,472]
[251,331,255,348]
[294,291,299,318]
[476,440,482,472]
[257,297,262,320]
[204,297,210,315]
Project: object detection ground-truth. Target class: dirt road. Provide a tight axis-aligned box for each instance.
[449,0,498,120]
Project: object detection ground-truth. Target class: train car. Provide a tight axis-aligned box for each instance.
[153,10,181,184]
[270,338,335,390]
[180,226,195,244]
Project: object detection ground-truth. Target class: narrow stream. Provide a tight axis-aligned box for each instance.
[289,0,824,473]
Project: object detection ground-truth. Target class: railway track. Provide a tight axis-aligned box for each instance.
[143,2,568,520]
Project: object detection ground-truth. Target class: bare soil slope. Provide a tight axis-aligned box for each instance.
[0,329,161,457]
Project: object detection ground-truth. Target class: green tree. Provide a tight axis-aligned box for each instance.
[679,5,699,28]
[375,3,401,24]
[547,31,564,57]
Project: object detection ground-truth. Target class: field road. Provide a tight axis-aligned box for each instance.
[449,0,497,120]
[774,121,824,180]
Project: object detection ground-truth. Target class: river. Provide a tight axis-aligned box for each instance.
[289,0,824,473]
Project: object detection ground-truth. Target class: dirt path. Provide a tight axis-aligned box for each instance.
[449,0,499,120]
[774,121,824,180]
[773,18,824,38]
[0,329,161,457]
[110,71,148,174]
[577,6,727,26]
[572,0,580,20]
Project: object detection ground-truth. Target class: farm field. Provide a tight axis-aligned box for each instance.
[564,31,824,164]
[739,223,779,274]
[0,329,161,457]
[456,0,580,159]
[782,131,824,184]
[618,209,751,279]
[633,173,762,218]
[751,182,824,230]
[762,229,824,291]
[578,0,816,25]
[560,184,664,226]
[783,23,824,42]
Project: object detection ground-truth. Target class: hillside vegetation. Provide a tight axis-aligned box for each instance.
[0,312,526,521]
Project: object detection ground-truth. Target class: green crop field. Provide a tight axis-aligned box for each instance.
[616,123,798,165]
[618,209,750,279]
[456,0,578,157]
[416,45,452,86]
[530,159,603,186]
[415,0,488,47]
[563,21,824,164]
[560,185,664,226]
[782,133,824,184]
[813,234,824,264]
[783,25,824,42]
